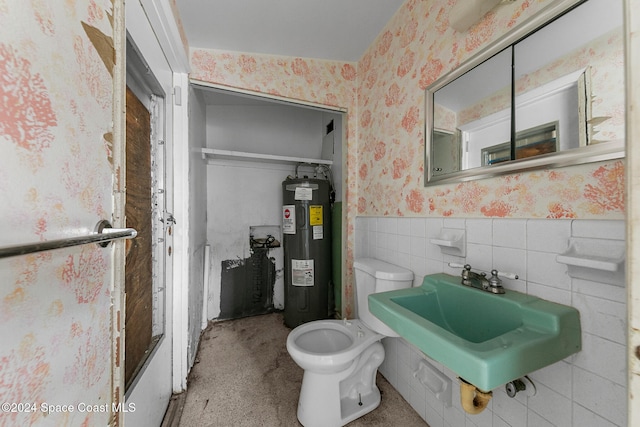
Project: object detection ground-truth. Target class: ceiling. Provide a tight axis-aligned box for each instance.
[174,0,406,62]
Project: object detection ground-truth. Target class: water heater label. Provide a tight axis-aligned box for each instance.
[309,205,323,226]
[291,259,314,286]
[313,225,323,240]
[282,205,296,234]
[294,187,313,200]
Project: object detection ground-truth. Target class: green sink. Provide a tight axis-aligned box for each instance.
[368,273,581,391]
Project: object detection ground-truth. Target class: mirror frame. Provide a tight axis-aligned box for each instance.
[424,0,624,186]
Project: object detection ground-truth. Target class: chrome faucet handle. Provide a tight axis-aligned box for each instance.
[487,269,519,294]
[448,262,471,279]
[488,269,520,283]
[448,262,485,276]
[487,270,505,294]
[488,269,502,285]
[448,262,476,273]
[494,270,519,280]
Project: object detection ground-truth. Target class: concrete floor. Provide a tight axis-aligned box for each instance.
[175,312,428,427]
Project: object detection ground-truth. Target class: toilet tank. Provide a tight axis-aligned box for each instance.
[353,258,413,337]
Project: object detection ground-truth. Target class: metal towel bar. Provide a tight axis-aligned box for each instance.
[0,220,137,259]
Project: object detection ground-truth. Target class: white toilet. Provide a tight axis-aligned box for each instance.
[286,258,413,427]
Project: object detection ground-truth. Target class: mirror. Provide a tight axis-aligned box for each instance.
[426,0,624,185]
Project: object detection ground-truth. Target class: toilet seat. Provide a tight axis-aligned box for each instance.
[286,319,383,374]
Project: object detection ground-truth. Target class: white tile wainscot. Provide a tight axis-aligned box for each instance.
[354,217,626,427]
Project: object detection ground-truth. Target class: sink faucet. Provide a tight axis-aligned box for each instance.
[449,263,518,294]
[460,264,490,290]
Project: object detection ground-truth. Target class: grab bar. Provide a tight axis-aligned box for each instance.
[0,220,137,259]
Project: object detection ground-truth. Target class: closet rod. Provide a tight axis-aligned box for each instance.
[0,220,137,259]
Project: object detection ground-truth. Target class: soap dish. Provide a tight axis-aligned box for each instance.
[413,359,452,407]
[556,237,625,286]
[430,228,465,257]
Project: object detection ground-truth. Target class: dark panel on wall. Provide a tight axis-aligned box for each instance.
[219,249,277,320]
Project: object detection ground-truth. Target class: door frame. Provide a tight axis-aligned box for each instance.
[115,0,190,424]
[124,0,192,395]
[626,0,640,425]
[111,2,126,425]
[123,2,174,425]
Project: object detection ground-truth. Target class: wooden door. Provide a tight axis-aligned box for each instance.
[125,86,153,388]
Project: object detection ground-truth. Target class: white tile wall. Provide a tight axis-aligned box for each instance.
[355,217,627,427]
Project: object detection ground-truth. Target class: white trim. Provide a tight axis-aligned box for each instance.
[626,0,640,424]
[111,2,126,425]
[172,71,191,392]
[516,69,585,107]
[139,0,190,73]
[202,245,210,330]
[190,79,348,113]
[200,148,333,165]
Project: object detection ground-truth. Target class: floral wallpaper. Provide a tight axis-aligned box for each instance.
[357,0,624,219]
[190,0,625,316]
[0,0,118,425]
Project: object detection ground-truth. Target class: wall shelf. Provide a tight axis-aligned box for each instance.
[200,148,333,166]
